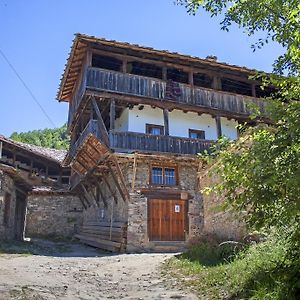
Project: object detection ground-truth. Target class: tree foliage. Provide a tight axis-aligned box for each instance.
[10,124,70,150]
[178,0,300,298]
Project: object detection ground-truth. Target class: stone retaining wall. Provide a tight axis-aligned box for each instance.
[26,193,83,238]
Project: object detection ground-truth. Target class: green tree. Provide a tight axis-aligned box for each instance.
[178,0,300,298]
[10,123,70,150]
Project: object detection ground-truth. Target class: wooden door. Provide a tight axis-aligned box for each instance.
[148,199,187,241]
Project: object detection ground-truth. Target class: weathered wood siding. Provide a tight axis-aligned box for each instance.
[109,131,214,155]
[86,68,266,115]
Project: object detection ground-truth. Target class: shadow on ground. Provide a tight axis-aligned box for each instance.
[0,238,112,258]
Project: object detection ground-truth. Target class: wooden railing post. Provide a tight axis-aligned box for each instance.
[110,99,116,131]
[163,109,169,136]
[215,115,222,138]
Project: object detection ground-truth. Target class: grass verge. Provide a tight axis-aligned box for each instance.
[163,236,294,299]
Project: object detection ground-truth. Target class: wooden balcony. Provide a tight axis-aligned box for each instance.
[109,131,215,155]
[68,67,266,127]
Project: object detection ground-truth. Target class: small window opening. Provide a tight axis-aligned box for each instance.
[151,166,177,186]
[128,61,162,79]
[193,73,212,89]
[189,129,205,139]
[255,86,276,98]
[221,78,252,96]
[167,68,189,84]
[92,54,122,71]
[146,124,164,135]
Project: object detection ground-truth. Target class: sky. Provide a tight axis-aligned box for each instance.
[0,0,284,137]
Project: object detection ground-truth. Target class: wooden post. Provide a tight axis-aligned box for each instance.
[215,115,222,138]
[122,59,127,73]
[131,153,137,192]
[103,176,118,203]
[212,76,221,90]
[163,109,169,136]
[252,84,257,97]
[162,67,167,81]
[189,71,194,86]
[110,99,116,131]
[92,97,110,146]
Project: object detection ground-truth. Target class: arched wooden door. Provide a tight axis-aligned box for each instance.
[148,199,187,241]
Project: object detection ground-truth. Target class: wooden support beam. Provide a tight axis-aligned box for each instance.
[163,108,169,136]
[110,156,129,200]
[215,115,222,138]
[91,97,110,146]
[110,99,116,131]
[81,183,98,207]
[78,195,88,209]
[162,67,167,81]
[106,162,127,202]
[102,175,118,204]
[189,71,194,86]
[131,153,137,192]
[252,84,257,97]
[122,59,127,73]
[212,76,222,90]
[96,182,108,208]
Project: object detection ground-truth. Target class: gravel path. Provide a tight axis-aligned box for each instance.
[0,240,198,300]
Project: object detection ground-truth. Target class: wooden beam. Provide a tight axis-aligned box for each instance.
[131,153,137,191]
[78,195,88,209]
[102,175,118,203]
[91,97,110,146]
[163,108,169,136]
[252,84,257,97]
[110,99,116,131]
[215,115,222,138]
[96,181,108,207]
[81,183,98,207]
[106,162,127,202]
[162,67,167,81]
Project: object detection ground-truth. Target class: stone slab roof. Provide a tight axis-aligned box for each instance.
[0,135,67,165]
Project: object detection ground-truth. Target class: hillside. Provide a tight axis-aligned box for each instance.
[10,124,70,150]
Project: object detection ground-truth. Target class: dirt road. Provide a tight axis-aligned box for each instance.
[0,240,198,300]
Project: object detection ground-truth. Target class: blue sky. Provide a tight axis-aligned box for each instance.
[0,0,283,137]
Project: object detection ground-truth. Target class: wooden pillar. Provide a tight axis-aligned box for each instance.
[110,99,116,131]
[162,67,167,81]
[163,109,169,136]
[189,71,194,86]
[122,59,127,73]
[251,84,257,97]
[212,76,221,90]
[215,115,222,138]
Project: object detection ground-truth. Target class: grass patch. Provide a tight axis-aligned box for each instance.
[164,236,295,299]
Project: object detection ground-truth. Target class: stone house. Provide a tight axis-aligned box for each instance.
[54,34,269,252]
[1,34,270,251]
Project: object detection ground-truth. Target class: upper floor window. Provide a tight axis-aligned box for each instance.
[151,165,178,186]
[189,129,205,140]
[146,124,164,135]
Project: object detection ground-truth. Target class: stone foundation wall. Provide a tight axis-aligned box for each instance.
[117,154,204,252]
[199,166,246,241]
[26,193,83,238]
[0,171,16,240]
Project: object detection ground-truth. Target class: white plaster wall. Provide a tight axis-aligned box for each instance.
[127,105,164,133]
[221,117,238,140]
[114,104,237,141]
[115,108,129,132]
[169,110,218,140]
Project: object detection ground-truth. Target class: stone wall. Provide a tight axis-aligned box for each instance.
[199,165,246,241]
[26,192,83,238]
[116,154,204,252]
[0,171,16,240]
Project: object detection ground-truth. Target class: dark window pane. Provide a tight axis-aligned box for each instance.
[165,168,176,185]
[152,167,163,184]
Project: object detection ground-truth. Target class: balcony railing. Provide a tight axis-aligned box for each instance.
[68,67,267,127]
[109,131,215,155]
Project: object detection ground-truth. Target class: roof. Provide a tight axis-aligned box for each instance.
[0,135,67,165]
[57,33,259,102]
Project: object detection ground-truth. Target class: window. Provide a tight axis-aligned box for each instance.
[189,129,205,140]
[151,165,177,186]
[146,124,164,135]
